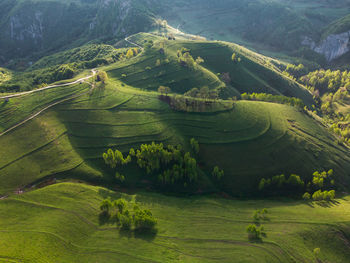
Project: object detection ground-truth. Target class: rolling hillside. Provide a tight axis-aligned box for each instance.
[0,56,349,196]
[0,182,350,262]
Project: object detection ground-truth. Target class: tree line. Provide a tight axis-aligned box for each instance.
[258,169,336,201]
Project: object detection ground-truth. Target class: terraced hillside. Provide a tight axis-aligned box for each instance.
[0,72,349,196]
[111,34,314,105]
[1,182,350,263]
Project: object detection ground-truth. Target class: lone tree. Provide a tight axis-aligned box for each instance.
[158,86,171,96]
[190,138,199,154]
[96,71,108,84]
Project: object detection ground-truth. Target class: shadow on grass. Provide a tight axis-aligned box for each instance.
[98,212,111,226]
[316,200,340,208]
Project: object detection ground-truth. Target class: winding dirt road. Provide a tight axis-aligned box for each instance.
[0,69,96,100]
[0,70,97,137]
[125,36,144,50]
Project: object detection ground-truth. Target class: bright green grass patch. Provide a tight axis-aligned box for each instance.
[1,182,350,262]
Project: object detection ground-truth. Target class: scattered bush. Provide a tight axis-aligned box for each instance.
[246,224,266,240]
[190,138,199,154]
[212,166,224,180]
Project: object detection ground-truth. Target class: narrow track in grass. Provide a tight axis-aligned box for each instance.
[0,73,96,137]
[0,70,96,100]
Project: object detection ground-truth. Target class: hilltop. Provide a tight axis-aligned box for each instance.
[0,35,349,197]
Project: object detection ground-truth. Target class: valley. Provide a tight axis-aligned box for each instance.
[0,1,350,262]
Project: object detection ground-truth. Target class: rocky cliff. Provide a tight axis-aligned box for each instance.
[0,0,154,64]
[302,31,350,62]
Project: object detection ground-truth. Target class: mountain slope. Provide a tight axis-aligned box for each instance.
[0,0,155,64]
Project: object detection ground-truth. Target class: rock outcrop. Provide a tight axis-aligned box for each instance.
[302,31,350,62]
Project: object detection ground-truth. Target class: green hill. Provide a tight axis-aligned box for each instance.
[0,70,349,196]
[108,34,314,105]
[1,182,350,263]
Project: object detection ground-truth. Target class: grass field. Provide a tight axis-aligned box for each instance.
[0,73,349,196]
[0,182,350,263]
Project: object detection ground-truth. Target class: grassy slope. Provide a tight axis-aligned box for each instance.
[1,182,350,263]
[0,75,349,196]
[110,34,314,105]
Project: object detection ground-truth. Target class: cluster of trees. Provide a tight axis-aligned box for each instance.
[298,69,350,145]
[240,93,304,109]
[258,169,337,200]
[302,169,336,201]
[246,208,268,241]
[246,224,266,241]
[168,95,229,113]
[184,87,219,100]
[258,174,305,195]
[176,48,204,68]
[303,190,335,201]
[100,198,157,233]
[299,69,350,94]
[282,64,308,79]
[126,48,140,59]
[135,142,198,186]
[158,86,171,95]
[102,139,224,189]
[330,116,350,145]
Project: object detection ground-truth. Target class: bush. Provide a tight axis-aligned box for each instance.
[246,224,266,240]
[302,192,311,200]
[134,209,157,232]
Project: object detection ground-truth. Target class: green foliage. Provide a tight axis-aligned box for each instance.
[312,190,336,201]
[100,198,113,215]
[134,208,157,233]
[102,149,132,169]
[158,86,171,95]
[241,92,304,109]
[212,166,224,180]
[259,174,304,196]
[283,64,307,79]
[253,209,268,222]
[190,138,199,154]
[302,192,311,200]
[96,71,108,84]
[246,224,266,240]
[312,169,334,190]
[100,197,157,232]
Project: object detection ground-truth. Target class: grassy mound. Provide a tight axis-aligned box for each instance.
[107,34,314,105]
[1,182,350,262]
[0,77,349,196]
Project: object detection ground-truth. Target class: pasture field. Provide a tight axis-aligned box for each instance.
[0,182,350,263]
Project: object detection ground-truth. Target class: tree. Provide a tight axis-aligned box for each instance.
[231,53,236,62]
[158,86,166,95]
[114,198,127,215]
[199,86,209,99]
[134,209,157,232]
[302,192,311,200]
[96,71,108,84]
[246,224,265,240]
[313,248,321,260]
[195,56,204,65]
[212,166,224,180]
[100,198,113,215]
[126,49,135,59]
[190,138,199,154]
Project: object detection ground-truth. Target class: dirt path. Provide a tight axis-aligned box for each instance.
[0,73,96,137]
[125,36,144,50]
[0,69,96,100]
